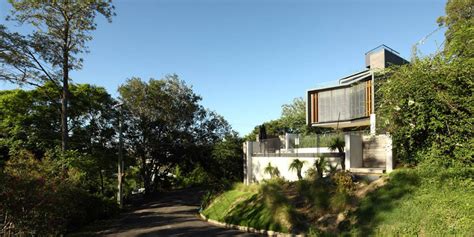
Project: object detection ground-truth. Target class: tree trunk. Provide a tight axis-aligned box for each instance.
[61,20,70,152]
[142,156,151,196]
[61,58,68,151]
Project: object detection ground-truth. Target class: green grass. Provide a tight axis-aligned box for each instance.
[348,167,474,236]
[202,181,299,233]
[204,168,474,236]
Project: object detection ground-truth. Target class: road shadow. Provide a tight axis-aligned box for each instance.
[71,187,258,236]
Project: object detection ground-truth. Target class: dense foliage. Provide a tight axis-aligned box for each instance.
[377,0,473,167]
[377,56,473,167]
[0,150,118,235]
[0,83,121,234]
[0,78,244,234]
[118,75,242,193]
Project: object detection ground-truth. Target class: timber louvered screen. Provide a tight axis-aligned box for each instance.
[311,80,371,124]
[350,82,366,119]
[317,87,351,122]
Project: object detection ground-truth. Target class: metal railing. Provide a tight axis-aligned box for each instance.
[251,131,369,156]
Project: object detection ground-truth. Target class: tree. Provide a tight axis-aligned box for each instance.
[288,159,306,180]
[437,0,474,59]
[245,97,328,140]
[280,97,307,133]
[209,133,243,182]
[0,0,115,151]
[119,75,233,194]
[0,83,119,196]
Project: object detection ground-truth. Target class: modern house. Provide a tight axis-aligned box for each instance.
[306,45,409,134]
[243,45,409,184]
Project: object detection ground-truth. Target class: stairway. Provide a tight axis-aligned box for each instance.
[349,167,385,174]
[349,167,385,182]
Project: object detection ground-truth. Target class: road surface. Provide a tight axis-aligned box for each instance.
[94,188,258,237]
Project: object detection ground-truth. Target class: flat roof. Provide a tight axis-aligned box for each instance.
[307,69,372,93]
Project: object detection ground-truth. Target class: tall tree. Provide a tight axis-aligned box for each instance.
[119,76,199,193]
[0,0,115,151]
[119,75,233,193]
[437,0,474,58]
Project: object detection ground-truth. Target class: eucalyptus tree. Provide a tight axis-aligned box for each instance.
[0,0,115,151]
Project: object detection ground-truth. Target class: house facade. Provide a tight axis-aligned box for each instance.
[306,45,408,133]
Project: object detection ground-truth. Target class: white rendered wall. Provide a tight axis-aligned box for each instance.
[250,156,342,182]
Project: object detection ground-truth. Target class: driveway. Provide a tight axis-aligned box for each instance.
[94,188,258,237]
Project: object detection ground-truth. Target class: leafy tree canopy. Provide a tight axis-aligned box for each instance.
[118,75,234,194]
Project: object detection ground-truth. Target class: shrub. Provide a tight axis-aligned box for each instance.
[173,165,212,188]
[0,150,119,235]
[331,171,355,193]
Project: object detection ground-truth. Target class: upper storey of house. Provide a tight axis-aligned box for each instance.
[306,45,408,130]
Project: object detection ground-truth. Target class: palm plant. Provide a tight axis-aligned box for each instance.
[328,136,346,170]
[288,159,306,180]
[264,162,280,179]
[314,157,328,179]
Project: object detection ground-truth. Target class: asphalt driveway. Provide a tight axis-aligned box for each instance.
[94,188,258,237]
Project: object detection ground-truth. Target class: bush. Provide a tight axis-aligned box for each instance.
[0,150,119,235]
[331,171,355,193]
[377,55,473,167]
[173,165,213,188]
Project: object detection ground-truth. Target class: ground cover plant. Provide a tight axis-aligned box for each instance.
[202,170,357,235]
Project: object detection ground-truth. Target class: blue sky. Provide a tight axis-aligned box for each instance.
[0,0,446,136]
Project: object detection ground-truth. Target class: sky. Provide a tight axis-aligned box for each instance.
[0,0,447,136]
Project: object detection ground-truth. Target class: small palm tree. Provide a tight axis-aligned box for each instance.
[288,159,306,180]
[264,162,280,179]
[314,157,328,179]
[328,136,345,170]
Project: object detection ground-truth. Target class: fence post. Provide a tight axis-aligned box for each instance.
[243,141,253,185]
[385,135,393,173]
[370,114,376,136]
[344,134,351,170]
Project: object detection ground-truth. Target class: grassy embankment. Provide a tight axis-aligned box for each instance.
[202,168,474,235]
[348,167,474,235]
